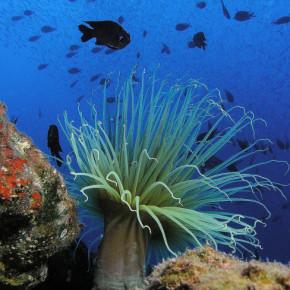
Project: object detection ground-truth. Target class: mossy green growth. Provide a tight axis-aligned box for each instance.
[146,247,290,290]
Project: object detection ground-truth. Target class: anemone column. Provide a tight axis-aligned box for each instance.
[93,200,149,290]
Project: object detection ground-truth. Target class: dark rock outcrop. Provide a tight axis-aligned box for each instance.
[0,103,79,289]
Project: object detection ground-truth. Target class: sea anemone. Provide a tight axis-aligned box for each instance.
[60,70,288,290]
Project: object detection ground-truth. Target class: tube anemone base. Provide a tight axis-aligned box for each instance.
[93,203,148,290]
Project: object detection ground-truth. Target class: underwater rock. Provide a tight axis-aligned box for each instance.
[0,102,79,289]
[145,246,290,290]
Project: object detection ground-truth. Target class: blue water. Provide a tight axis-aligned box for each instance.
[1,0,290,264]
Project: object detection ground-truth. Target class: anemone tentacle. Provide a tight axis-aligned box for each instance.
[61,70,288,269]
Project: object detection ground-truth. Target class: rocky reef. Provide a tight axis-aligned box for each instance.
[145,246,290,290]
[0,103,79,289]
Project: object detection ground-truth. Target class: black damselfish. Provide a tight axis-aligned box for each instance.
[47,125,63,167]
[78,20,130,49]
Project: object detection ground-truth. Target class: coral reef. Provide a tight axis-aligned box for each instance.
[145,246,290,290]
[0,102,79,289]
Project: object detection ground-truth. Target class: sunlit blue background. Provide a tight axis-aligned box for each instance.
[0,0,289,264]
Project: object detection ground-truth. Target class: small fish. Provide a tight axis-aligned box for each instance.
[281,201,290,210]
[192,32,207,50]
[234,11,255,21]
[105,48,116,55]
[91,47,102,53]
[68,67,81,74]
[224,90,234,103]
[136,52,141,58]
[38,63,48,70]
[118,16,125,24]
[76,95,85,103]
[227,164,238,172]
[70,80,78,88]
[99,78,111,87]
[28,35,41,42]
[10,116,18,124]
[11,15,24,21]
[161,43,171,54]
[90,74,100,82]
[272,16,290,25]
[196,128,218,142]
[106,97,116,103]
[79,20,130,49]
[142,30,148,38]
[196,2,206,9]
[41,25,56,33]
[24,10,34,16]
[47,125,63,167]
[70,44,81,51]
[221,0,231,19]
[276,138,285,150]
[237,139,249,150]
[38,109,42,118]
[271,214,281,223]
[66,52,77,58]
[175,23,191,31]
[132,73,139,83]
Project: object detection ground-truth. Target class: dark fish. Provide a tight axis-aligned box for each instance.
[105,48,116,54]
[68,0,77,2]
[192,32,207,50]
[106,97,116,103]
[117,16,125,24]
[24,10,34,16]
[91,47,102,53]
[132,74,139,82]
[99,78,111,87]
[41,25,56,33]
[284,140,290,150]
[271,214,281,223]
[281,201,290,210]
[234,11,255,21]
[196,128,218,142]
[76,95,85,103]
[196,2,206,9]
[224,90,234,103]
[90,74,101,82]
[272,16,290,25]
[175,23,191,31]
[66,51,77,58]
[142,30,148,38]
[68,67,81,74]
[227,164,238,172]
[237,139,249,150]
[136,52,141,58]
[161,43,171,54]
[11,16,24,21]
[70,80,78,88]
[70,44,81,51]
[28,35,41,42]
[37,63,48,70]
[47,125,63,167]
[10,116,18,124]
[220,0,231,19]
[204,156,223,170]
[187,41,195,48]
[253,249,260,261]
[78,20,130,49]
[38,109,42,118]
[276,139,285,150]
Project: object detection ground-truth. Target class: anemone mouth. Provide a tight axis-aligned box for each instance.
[61,69,289,262]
